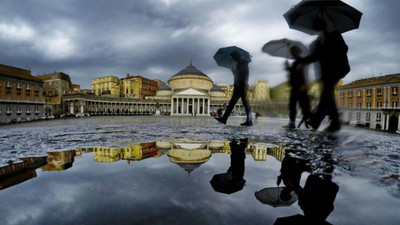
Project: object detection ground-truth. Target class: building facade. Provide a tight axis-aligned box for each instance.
[337,74,400,131]
[0,64,44,124]
[92,76,120,96]
[36,72,72,116]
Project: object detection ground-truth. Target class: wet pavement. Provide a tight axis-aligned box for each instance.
[0,116,400,225]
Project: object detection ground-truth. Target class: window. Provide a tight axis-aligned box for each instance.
[356,112,361,120]
[6,81,11,88]
[393,87,398,95]
[17,106,21,114]
[6,106,12,115]
[367,102,371,109]
[393,101,398,108]
[377,88,382,96]
[357,103,362,109]
[35,106,39,114]
[340,92,344,99]
[17,82,21,89]
[348,92,353,98]
[377,101,382,109]
[376,113,382,122]
[357,90,361,97]
[348,103,353,109]
[35,85,39,92]
[26,106,31,114]
[366,112,371,121]
[26,84,30,90]
[367,89,371,97]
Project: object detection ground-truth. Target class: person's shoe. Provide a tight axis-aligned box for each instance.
[215,117,227,124]
[306,118,319,130]
[240,121,253,126]
[282,121,296,129]
[326,121,341,132]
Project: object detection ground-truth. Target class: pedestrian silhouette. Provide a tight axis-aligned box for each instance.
[283,46,311,129]
[302,18,350,132]
[215,51,253,126]
[210,138,247,194]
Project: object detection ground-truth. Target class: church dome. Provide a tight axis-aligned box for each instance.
[168,62,214,91]
[210,85,226,97]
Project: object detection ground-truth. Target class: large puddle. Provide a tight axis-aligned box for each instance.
[1,117,400,225]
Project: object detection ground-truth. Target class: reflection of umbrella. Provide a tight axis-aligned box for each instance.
[284,0,362,35]
[213,46,251,69]
[255,187,298,207]
[210,173,246,194]
[262,38,308,59]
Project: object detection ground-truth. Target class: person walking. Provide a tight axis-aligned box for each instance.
[302,18,350,132]
[215,51,253,126]
[283,46,311,129]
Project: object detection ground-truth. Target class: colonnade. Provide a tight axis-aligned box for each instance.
[170,97,210,116]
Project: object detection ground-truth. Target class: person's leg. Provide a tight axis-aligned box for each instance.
[298,90,311,119]
[289,89,298,123]
[216,87,240,124]
[239,86,253,126]
[308,82,330,129]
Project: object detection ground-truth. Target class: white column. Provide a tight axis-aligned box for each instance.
[353,90,356,108]
[197,98,200,114]
[202,98,205,114]
[207,99,210,115]
[386,114,389,130]
[171,98,174,115]
[186,98,189,114]
[398,115,400,130]
[388,86,391,108]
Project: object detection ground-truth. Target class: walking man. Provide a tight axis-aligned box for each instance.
[215,51,253,126]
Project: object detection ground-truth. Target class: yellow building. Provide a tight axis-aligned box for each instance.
[92,142,158,163]
[42,150,75,171]
[120,75,141,98]
[92,76,120,96]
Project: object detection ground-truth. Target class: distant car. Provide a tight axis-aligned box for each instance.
[49,115,55,119]
[60,113,67,118]
[41,115,47,120]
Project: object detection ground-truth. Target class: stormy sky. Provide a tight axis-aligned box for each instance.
[0,0,399,89]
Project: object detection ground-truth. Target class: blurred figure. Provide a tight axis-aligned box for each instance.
[210,138,247,194]
[215,51,253,126]
[283,46,311,129]
[302,18,350,132]
[277,149,311,200]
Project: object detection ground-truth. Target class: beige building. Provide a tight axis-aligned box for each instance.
[92,76,120,96]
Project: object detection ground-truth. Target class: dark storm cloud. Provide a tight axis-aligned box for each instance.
[0,0,399,88]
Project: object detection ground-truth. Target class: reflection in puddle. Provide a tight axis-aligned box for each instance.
[0,139,285,190]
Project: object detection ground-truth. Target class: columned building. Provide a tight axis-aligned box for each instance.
[337,73,400,131]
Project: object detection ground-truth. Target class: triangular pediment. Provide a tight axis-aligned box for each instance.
[174,88,207,96]
[384,76,400,83]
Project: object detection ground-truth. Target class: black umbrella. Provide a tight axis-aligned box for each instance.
[214,46,251,69]
[284,0,362,35]
[210,173,246,194]
[255,187,298,207]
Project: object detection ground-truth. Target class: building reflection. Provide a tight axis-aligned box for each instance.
[0,139,286,190]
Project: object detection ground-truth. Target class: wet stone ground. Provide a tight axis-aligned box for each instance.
[0,116,400,225]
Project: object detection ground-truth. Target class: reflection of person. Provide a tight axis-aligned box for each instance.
[283,46,311,129]
[277,150,310,200]
[215,51,253,126]
[209,139,247,194]
[227,139,247,184]
[302,18,350,132]
[388,114,398,133]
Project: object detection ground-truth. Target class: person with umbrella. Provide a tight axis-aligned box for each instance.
[284,46,311,129]
[301,18,350,132]
[283,0,362,132]
[214,50,253,126]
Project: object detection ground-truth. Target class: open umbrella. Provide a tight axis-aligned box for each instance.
[284,0,362,35]
[210,172,246,194]
[262,38,308,59]
[255,187,298,207]
[214,46,251,69]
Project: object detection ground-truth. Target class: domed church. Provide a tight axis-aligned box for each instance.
[151,62,228,116]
